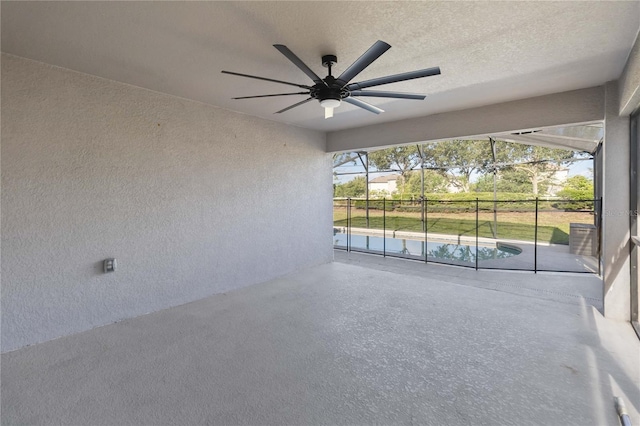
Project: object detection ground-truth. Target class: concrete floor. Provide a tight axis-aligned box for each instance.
[2,253,639,425]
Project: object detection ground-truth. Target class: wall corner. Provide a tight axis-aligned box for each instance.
[602,80,632,321]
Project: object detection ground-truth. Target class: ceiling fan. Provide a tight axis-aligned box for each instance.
[222,40,441,119]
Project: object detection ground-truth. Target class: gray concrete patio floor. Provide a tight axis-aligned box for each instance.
[2,253,639,425]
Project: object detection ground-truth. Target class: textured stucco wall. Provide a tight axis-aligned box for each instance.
[1,54,333,352]
[603,81,632,321]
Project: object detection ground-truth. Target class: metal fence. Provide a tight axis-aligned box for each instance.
[333,197,602,274]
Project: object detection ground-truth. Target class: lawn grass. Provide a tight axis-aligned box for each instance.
[334,216,566,244]
[333,208,595,245]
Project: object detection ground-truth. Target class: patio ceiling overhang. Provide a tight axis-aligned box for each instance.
[333,122,603,165]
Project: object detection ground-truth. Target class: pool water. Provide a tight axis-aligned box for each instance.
[333,232,520,263]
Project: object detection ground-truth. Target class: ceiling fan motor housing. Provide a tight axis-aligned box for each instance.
[311,81,349,104]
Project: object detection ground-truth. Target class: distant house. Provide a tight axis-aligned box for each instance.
[369,174,400,195]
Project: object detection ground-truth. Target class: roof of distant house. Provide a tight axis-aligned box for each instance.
[369,174,400,183]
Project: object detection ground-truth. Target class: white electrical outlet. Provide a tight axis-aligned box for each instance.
[104,258,116,273]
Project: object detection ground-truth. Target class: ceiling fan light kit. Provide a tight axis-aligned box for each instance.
[319,99,341,109]
[222,40,440,119]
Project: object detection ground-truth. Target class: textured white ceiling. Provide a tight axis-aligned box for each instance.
[2,1,639,132]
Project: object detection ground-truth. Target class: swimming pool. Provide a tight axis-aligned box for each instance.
[333,232,521,264]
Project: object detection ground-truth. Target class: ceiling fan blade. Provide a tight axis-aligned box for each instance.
[347,66,441,90]
[335,40,391,87]
[275,97,313,114]
[273,45,326,85]
[343,97,384,114]
[233,92,309,100]
[221,71,311,89]
[349,90,426,100]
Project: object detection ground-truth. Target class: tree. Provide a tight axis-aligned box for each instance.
[333,176,366,198]
[332,152,359,168]
[496,142,576,195]
[557,175,594,199]
[473,168,546,194]
[421,140,491,192]
[367,146,421,181]
[400,170,449,195]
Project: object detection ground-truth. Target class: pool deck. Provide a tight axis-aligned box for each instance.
[2,253,636,425]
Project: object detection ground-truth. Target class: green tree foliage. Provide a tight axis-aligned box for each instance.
[496,141,576,195]
[355,140,583,198]
[400,170,448,195]
[556,175,594,209]
[334,176,366,198]
[473,169,547,194]
[563,175,593,192]
[421,140,491,192]
[367,146,421,181]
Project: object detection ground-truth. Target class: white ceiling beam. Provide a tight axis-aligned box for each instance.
[327,86,605,152]
[619,28,640,115]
